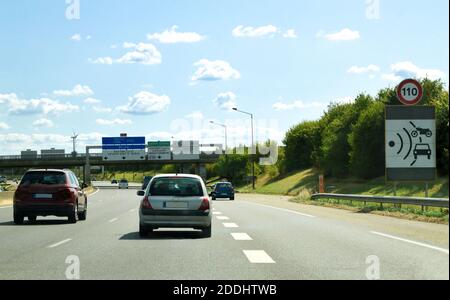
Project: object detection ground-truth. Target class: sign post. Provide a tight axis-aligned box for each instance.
[148,141,171,161]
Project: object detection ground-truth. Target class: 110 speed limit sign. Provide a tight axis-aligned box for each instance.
[396,79,423,106]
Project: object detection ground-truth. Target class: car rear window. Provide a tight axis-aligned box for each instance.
[150,177,204,197]
[20,172,67,186]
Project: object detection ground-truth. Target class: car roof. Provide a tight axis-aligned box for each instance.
[152,174,203,180]
[26,169,69,173]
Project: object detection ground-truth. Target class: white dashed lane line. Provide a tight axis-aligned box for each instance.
[231,233,253,241]
[371,231,449,255]
[48,239,72,249]
[213,212,222,215]
[243,250,276,264]
[109,218,118,223]
[216,216,230,220]
[223,223,239,228]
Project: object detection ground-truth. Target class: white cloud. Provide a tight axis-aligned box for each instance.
[33,118,54,128]
[117,91,170,115]
[54,84,94,97]
[317,28,360,41]
[382,61,447,82]
[232,25,279,38]
[92,106,113,113]
[91,43,162,65]
[0,122,9,130]
[147,26,205,43]
[272,100,326,111]
[90,57,114,65]
[191,59,241,81]
[70,34,82,41]
[96,118,132,126]
[347,64,380,74]
[186,111,204,120]
[0,93,79,116]
[283,29,298,39]
[84,97,102,104]
[213,92,237,111]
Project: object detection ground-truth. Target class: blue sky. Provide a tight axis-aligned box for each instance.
[0,0,448,154]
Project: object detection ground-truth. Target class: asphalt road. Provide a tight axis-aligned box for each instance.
[0,187,448,280]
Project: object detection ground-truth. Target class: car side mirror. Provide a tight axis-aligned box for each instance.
[137,190,145,197]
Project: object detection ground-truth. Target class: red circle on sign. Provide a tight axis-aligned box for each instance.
[396,79,423,106]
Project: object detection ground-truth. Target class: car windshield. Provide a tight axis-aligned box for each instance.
[20,172,66,186]
[150,177,204,197]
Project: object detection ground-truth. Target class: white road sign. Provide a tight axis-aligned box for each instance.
[103,149,146,161]
[385,106,436,181]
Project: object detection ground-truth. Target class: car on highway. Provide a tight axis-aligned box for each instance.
[137,174,212,238]
[111,179,118,184]
[13,169,88,224]
[118,179,129,189]
[210,182,235,200]
[141,176,153,190]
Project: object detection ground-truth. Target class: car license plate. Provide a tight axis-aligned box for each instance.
[166,202,188,209]
[33,194,53,199]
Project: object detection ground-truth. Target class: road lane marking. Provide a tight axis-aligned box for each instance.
[216,216,230,220]
[48,239,72,248]
[223,223,239,228]
[213,212,222,215]
[371,231,449,255]
[109,218,118,223]
[243,250,275,264]
[0,206,12,209]
[129,209,136,213]
[88,189,100,197]
[242,201,316,218]
[231,233,253,241]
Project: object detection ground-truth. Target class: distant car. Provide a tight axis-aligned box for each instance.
[118,179,129,189]
[111,179,118,184]
[210,182,235,200]
[13,169,88,224]
[137,174,212,238]
[414,144,432,160]
[142,176,153,190]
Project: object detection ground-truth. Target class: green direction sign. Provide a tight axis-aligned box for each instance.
[148,141,171,160]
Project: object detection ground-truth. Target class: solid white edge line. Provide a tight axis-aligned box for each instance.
[371,231,449,255]
[88,188,100,197]
[242,201,316,218]
[48,239,72,248]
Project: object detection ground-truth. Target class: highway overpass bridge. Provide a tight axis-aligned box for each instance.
[0,147,222,185]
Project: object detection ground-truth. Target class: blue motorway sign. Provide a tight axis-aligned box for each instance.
[102,137,146,146]
[102,136,146,161]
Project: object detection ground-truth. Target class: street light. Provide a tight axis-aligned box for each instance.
[232,107,255,190]
[210,121,228,154]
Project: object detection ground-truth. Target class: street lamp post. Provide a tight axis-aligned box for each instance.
[210,121,228,154]
[232,108,255,190]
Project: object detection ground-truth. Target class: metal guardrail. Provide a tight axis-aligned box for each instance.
[311,193,449,208]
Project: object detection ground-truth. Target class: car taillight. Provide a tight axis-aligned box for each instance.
[141,196,152,209]
[199,197,210,211]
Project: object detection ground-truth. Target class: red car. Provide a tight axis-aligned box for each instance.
[13,169,88,224]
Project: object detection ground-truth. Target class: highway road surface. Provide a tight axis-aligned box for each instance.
[0,185,448,280]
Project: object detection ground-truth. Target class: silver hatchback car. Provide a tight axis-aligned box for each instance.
[137,174,212,238]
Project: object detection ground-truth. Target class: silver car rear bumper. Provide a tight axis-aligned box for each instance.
[139,210,211,228]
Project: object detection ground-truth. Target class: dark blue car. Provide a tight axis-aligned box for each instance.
[211,182,235,201]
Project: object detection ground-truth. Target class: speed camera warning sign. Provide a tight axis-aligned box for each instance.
[396,79,423,106]
[386,106,436,182]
